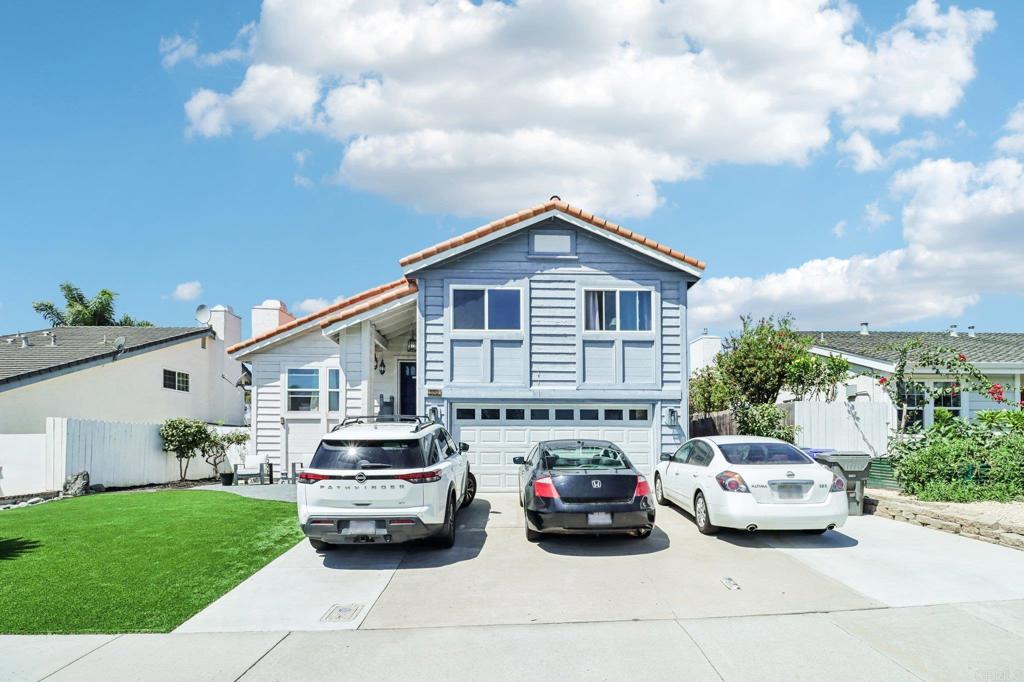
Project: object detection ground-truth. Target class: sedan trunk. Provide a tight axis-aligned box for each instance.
[551,470,638,503]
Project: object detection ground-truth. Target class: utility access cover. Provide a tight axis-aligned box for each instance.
[321,603,364,623]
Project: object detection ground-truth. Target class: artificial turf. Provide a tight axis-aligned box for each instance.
[0,490,302,634]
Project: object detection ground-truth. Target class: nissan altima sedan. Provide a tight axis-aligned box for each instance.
[514,439,655,541]
[653,436,848,535]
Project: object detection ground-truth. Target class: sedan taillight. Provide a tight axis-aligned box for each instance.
[396,470,443,484]
[830,474,846,492]
[634,475,651,498]
[715,470,750,493]
[298,472,328,484]
[533,476,560,499]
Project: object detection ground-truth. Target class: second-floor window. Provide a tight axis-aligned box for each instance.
[584,290,652,331]
[452,288,521,331]
[163,369,189,392]
[287,368,319,412]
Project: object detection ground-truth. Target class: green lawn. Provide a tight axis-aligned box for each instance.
[0,490,302,634]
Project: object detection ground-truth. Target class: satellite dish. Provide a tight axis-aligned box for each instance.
[113,336,127,352]
[195,305,212,325]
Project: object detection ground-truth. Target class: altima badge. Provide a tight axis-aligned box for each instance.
[591,480,602,489]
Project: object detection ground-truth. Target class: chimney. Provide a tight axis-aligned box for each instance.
[252,300,295,338]
[949,324,958,338]
[859,322,870,336]
[208,305,242,347]
[968,325,976,338]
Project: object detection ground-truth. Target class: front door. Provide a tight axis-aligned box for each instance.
[398,361,416,416]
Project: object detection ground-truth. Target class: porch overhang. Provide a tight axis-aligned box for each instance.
[320,292,418,340]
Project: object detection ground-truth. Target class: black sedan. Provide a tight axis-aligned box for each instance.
[513,439,655,541]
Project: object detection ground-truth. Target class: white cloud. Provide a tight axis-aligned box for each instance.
[691,150,1024,331]
[179,0,993,217]
[864,202,893,230]
[294,295,345,315]
[832,220,847,238]
[839,131,938,172]
[293,174,313,188]
[995,101,1024,156]
[159,34,198,69]
[293,149,311,167]
[170,281,203,301]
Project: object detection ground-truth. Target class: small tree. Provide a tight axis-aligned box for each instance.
[201,429,251,474]
[689,365,735,418]
[717,315,811,405]
[734,403,799,443]
[160,418,210,481]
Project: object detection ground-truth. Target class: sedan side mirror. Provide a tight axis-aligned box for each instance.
[660,453,672,461]
[459,442,470,453]
[512,456,525,465]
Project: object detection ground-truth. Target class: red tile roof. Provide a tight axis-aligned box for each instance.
[319,279,418,328]
[227,278,415,354]
[399,199,706,270]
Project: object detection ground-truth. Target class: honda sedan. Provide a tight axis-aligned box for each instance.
[654,436,848,534]
[514,439,655,541]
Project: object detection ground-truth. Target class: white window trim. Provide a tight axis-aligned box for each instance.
[528,228,577,258]
[581,287,656,335]
[161,368,190,393]
[449,284,525,334]
[326,367,343,415]
[283,366,323,417]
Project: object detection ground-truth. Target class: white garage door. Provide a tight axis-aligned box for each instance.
[451,404,655,492]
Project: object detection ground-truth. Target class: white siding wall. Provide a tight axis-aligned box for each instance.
[0,336,244,434]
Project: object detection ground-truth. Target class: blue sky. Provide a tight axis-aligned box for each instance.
[2,1,1022,339]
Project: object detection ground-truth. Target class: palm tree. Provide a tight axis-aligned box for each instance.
[32,282,152,327]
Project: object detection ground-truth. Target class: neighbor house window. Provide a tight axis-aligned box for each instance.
[452,288,521,331]
[287,368,320,412]
[933,381,961,419]
[328,369,341,412]
[584,290,652,331]
[896,383,925,428]
[163,369,189,392]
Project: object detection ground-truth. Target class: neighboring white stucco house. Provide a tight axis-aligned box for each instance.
[0,306,245,433]
[230,199,706,491]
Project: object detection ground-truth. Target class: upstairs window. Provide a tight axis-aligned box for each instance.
[530,230,574,256]
[163,369,189,392]
[287,368,320,412]
[584,290,652,331]
[328,369,341,412]
[453,288,521,331]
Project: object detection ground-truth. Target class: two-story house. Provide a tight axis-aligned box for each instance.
[228,199,705,490]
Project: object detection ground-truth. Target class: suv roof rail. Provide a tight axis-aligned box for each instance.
[332,415,436,432]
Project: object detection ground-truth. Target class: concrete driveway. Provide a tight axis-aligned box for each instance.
[8,491,1023,681]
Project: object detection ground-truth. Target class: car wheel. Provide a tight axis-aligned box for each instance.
[802,528,829,535]
[524,516,541,542]
[460,472,477,509]
[634,527,653,539]
[434,494,457,548]
[308,538,329,551]
[693,492,719,535]
[654,474,668,506]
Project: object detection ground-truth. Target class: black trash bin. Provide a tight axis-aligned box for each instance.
[814,451,872,516]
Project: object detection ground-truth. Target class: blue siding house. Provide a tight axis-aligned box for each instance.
[230,199,705,490]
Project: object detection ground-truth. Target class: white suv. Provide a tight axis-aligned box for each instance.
[297,417,475,549]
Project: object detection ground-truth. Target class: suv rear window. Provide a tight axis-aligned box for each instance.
[718,442,813,465]
[310,439,427,470]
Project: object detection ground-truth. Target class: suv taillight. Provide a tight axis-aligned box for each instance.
[831,474,846,492]
[634,475,651,498]
[298,472,328,484]
[715,471,750,493]
[396,470,443,484]
[533,476,560,499]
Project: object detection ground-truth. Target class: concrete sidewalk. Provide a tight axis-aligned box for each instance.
[6,601,1024,682]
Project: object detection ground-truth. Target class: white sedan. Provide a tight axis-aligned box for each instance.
[653,435,848,534]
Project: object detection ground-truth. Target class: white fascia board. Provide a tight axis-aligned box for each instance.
[321,294,418,339]
[401,210,705,279]
[809,346,895,373]
[229,318,327,361]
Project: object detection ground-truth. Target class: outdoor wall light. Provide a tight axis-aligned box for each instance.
[666,407,679,426]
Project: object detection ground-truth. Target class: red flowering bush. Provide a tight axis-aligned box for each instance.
[878,377,888,385]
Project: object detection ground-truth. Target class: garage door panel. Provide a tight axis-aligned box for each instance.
[453,404,656,492]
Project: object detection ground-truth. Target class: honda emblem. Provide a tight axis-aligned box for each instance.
[591,480,602,489]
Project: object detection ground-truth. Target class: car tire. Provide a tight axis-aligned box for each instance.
[654,474,668,506]
[693,492,719,535]
[433,494,457,549]
[802,528,829,535]
[525,515,541,542]
[634,527,653,539]
[460,472,477,509]
[309,538,329,551]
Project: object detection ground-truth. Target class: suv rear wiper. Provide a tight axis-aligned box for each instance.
[358,462,393,469]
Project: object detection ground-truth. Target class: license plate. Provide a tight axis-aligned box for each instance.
[777,484,803,499]
[588,512,612,526]
[348,520,376,534]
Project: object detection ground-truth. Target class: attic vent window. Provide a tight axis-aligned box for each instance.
[530,229,574,256]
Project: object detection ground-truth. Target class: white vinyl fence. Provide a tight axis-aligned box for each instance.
[0,418,251,497]
[781,401,895,457]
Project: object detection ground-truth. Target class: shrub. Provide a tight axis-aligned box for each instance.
[734,403,798,443]
[159,418,211,481]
